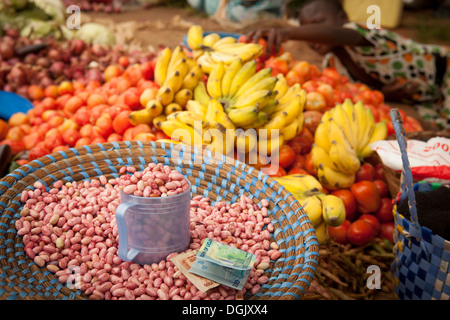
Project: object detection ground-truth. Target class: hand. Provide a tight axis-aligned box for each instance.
[246,28,288,57]
[381,78,421,103]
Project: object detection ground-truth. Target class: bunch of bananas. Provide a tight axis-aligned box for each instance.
[193,59,306,155]
[157,98,236,156]
[274,174,346,244]
[186,25,264,73]
[312,99,388,190]
[129,45,204,126]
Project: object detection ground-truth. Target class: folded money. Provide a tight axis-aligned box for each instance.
[189,238,256,290]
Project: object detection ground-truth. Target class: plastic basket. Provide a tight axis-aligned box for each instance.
[0,141,319,300]
[390,109,450,300]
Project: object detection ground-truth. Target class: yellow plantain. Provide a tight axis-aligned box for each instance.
[235,68,272,97]
[154,47,172,87]
[206,61,225,99]
[228,60,257,98]
[221,58,243,98]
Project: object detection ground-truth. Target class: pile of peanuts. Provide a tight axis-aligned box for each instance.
[15,163,281,300]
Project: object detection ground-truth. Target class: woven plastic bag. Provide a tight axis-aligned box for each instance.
[390,109,450,300]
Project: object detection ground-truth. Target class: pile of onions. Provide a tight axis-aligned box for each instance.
[62,0,122,13]
[0,28,155,99]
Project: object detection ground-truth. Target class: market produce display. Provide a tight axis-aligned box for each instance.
[0,13,434,300]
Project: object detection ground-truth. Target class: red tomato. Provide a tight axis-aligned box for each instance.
[304,153,317,176]
[264,57,289,76]
[374,163,386,182]
[372,179,388,198]
[331,189,357,221]
[289,154,306,170]
[29,143,50,161]
[288,168,309,175]
[328,219,351,244]
[276,144,296,169]
[261,166,287,177]
[355,162,375,182]
[374,197,394,223]
[358,214,381,237]
[347,220,375,246]
[350,180,381,213]
[379,222,395,242]
[305,91,327,112]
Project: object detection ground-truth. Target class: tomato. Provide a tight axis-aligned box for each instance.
[350,180,381,213]
[140,60,156,80]
[0,139,25,155]
[316,83,335,107]
[261,165,286,177]
[379,222,395,242]
[320,68,342,87]
[304,153,317,176]
[62,128,81,147]
[291,61,310,79]
[288,168,309,175]
[358,214,380,237]
[373,162,386,182]
[285,70,304,86]
[355,162,375,182]
[328,219,350,244]
[264,57,289,76]
[289,154,306,170]
[347,220,375,246]
[303,110,323,135]
[331,189,357,221]
[29,143,50,161]
[287,135,312,155]
[305,91,327,112]
[372,179,388,198]
[0,119,8,140]
[374,197,394,223]
[112,110,133,135]
[301,80,319,93]
[155,130,171,141]
[276,145,296,169]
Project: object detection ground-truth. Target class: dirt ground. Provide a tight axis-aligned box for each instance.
[84,4,449,130]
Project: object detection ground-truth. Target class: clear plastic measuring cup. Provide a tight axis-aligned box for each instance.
[115,179,191,265]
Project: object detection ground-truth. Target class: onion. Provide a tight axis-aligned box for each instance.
[5,29,20,39]
[47,48,62,61]
[24,53,38,65]
[70,39,86,55]
[91,44,106,57]
[0,42,14,59]
[39,76,53,87]
[36,57,51,68]
[7,65,27,86]
[85,68,103,82]
[49,61,65,78]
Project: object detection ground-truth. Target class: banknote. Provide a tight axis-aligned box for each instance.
[169,250,220,293]
[189,238,256,290]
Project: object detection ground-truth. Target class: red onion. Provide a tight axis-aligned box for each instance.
[0,42,14,59]
[70,39,86,55]
[47,48,62,61]
[91,44,106,57]
[36,57,51,68]
[49,61,65,78]
[7,65,27,86]
[85,68,103,82]
[24,53,38,65]
[5,29,20,39]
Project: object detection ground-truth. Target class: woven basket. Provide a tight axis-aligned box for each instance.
[0,141,319,300]
[390,109,450,300]
[382,130,450,198]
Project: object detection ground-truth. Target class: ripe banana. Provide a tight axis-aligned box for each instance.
[164,102,183,115]
[328,142,361,175]
[167,110,207,128]
[187,25,203,50]
[235,68,272,97]
[221,58,243,98]
[235,129,258,154]
[274,73,289,99]
[156,86,174,107]
[317,163,355,190]
[314,110,332,153]
[206,61,225,99]
[152,114,166,130]
[227,106,259,128]
[358,120,388,159]
[228,60,257,98]
[205,98,223,123]
[193,81,210,108]
[281,118,300,141]
[154,47,172,86]
[310,144,339,172]
[274,174,323,199]
[167,46,186,77]
[258,132,284,156]
[182,65,203,91]
[129,108,153,126]
[318,194,346,227]
[300,195,324,227]
[212,36,237,50]
[160,119,203,146]
[186,100,208,118]
[315,221,329,244]
[197,51,215,74]
[330,103,357,150]
[232,90,273,109]
[202,33,221,48]
[173,88,192,108]
[146,99,164,117]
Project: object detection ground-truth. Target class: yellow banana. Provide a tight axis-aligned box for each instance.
[206,61,225,99]
[202,33,221,48]
[212,36,237,50]
[154,47,172,86]
[318,194,346,227]
[193,81,210,108]
[228,60,257,98]
[328,141,361,175]
[185,57,198,70]
[315,221,329,244]
[187,25,203,50]
[163,70,184,95]
[274,73,289,100]
[310,144,339,172]
[166,45,186,76]
[164,102,183,115]
[281,118,300,142]
[314,110,332,153]
[235,43,264,62]
[227,106,259,128]
[235,129,258,154]
[221,58,243,98]
[330,103,357,150]
[250,111,269,129]
[167,110,207,128]
[129,108,153,126]
[160,119,203,146]
[232,89,273,109]
[146,99,164,117]
[295,174,324,193]
[353,101,369,151]
[300,195,324,227]
[205,98,223,123]
[156,86,174,106]
[357,106,375,156]
[317,163,355,190]
[358,120,388,159]
[210,51,239,65]
[262,111,288,132]
[182,65,203,91]
[197,52,216,74]
[186,99,208,117]
[271,94,302,128]
[152,114,166,130]
[214,107,235,130]
[173,88,192,108]
[235,68,272,97]
[258,132,284,156]
[278,83,302,105]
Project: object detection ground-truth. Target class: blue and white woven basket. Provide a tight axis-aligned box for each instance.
[0,141,319,300]
[390,109,450,300]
